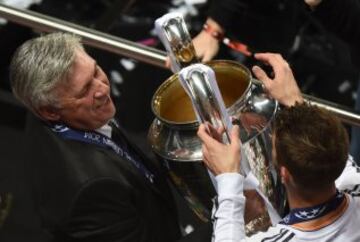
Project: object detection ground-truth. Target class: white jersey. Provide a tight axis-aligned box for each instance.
[212,157,360,242]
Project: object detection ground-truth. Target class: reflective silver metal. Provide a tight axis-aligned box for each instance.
[304,94,360,127]
[178,64,232,143]
[155,13,199,72]
[0,4,166,68]
[1,3,360,126]
[149,60,286,233]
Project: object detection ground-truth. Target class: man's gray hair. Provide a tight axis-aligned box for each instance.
[10,32,84,112]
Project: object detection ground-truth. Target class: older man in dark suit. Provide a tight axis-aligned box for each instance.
[10,32,211,242]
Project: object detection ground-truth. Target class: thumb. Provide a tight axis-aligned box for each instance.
[252,65,271,88]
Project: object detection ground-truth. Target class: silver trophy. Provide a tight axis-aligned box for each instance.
[150,13,286,234]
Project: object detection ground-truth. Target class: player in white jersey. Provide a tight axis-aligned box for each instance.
[208,158,360,242]
[197,53,360,242]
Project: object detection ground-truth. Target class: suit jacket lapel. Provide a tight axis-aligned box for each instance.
[109,122,174,205]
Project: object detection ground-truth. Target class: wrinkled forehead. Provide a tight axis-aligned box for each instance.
[64,49,95,82]
[72,49,95,69]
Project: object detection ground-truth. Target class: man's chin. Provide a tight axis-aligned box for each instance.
[105,108,116,123]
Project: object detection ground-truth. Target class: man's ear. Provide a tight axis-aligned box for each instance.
[280,166,292,184]
[37,106,61,121]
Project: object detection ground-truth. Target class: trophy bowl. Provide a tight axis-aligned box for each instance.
[148,60,286,234]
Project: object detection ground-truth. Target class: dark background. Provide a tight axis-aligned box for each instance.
[0,0,358,241]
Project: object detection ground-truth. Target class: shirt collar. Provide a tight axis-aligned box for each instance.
[95,123,112,138]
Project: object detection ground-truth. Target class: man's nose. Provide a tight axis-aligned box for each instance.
[94,78,110,98]
[97,75,109,86]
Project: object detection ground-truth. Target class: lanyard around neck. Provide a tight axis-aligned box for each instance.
[280,191,345,225]
[48,123,155,183]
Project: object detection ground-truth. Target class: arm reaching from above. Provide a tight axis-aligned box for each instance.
[252,53,303,107]
[192,18,223,62]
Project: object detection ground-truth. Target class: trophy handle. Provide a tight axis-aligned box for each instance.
[178,64,232,144]
[155,12,199,72]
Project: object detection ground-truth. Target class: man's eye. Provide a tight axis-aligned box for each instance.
[76,90,86,98]
[77,84,91,98]
[81,88,88,96]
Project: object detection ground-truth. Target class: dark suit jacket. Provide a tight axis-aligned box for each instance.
[24,114,211,242]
